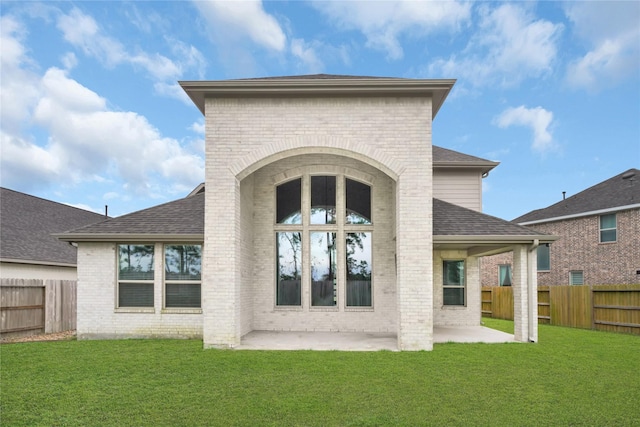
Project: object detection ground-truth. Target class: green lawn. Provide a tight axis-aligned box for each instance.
[2,320,639,426]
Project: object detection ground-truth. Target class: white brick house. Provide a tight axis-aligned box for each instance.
[59,75,554,350]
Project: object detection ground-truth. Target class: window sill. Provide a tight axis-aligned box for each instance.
[274,306,304,312]
[441,305,466,310]
[309,307,339,312]
[115,308,155,314]
[345,307,374,312]
[161,308,202,314]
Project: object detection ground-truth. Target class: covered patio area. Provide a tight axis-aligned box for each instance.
[236,326,515,351]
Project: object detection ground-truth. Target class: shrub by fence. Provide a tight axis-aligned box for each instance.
[482,284,640,335]
[1,279,77,339]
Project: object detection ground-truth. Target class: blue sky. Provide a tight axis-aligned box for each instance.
[1,1,638,220]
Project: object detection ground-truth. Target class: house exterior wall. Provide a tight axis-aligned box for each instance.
[433,169,482,211]
[433,250,481,326]
[0,262,77,280]
[203,96,434,349]
[481,208,640,286]
[76,242,202,339]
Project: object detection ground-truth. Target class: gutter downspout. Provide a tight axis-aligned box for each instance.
[527,239,539,342]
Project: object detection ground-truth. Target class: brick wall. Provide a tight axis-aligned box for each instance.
[480,208,640,286]
[76,242,202,339]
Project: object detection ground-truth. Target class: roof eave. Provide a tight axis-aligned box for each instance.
[179,78,456,119]
[54,233,204,243]
[433,161,500,173]
[518,203,640,225]
[0,258,77,268]
[433,234,558,244]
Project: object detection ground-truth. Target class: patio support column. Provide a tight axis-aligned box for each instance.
[512,244,529,342]
[527,242,539,342]
[202,171,242,349]
[396,169,433,351]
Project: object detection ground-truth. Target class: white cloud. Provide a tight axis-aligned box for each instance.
[495,106,555,153]
[290,38,324,73]
[60,52,77,70]
[311,0,471,60]
[429,4,562,87]
[193,0,286,52]
[190,121,205,135]
[55,7,205,100]
[564,2,640,91]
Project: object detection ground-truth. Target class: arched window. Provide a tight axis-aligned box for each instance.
[275,175,373,308]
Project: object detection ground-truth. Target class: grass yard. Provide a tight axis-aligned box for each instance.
[2,320,639,426]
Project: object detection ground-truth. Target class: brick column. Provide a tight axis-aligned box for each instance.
[202,172,242,348]
[512,245,529,342]
[396,171,433,351]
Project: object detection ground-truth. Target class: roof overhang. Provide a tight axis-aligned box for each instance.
[54,234,204,243]
[0,258,77,268]
[518,203,640,225]
[433,161,500,175]
[434,234,558,257]
[179,78,456,119]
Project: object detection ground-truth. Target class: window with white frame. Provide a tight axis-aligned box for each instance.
[599,214,617,243]
[117,244,154,307]
[537,244,550,271]
[498,264,512,286]
[164,244,202,308]
[443,260,465,306]
[276,175,372,308]
[570,270,584,286]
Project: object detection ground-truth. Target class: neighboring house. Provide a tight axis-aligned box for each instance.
[481,169,640,287]
[58,75,554,351]
[0,188,107,280]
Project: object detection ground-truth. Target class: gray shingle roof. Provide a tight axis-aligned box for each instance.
[433,146,498,168]
[514,169,640,224]
[0,188,107,265]
[58,189,544,242]
[433,198,544,237]
[61,192,204,238]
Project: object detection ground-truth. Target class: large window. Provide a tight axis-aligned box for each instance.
[443,260,465,306]
[276,175,372,308]
[537,244,550,271]
[118,244,154,307]
[600,214,617,243]
[164,244,202,308]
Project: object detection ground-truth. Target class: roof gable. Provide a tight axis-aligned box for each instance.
[515,169,640,224]
[0,188,107,266]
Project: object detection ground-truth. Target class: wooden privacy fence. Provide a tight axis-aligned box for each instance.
[482,285,640,335]
[1,279,77,339]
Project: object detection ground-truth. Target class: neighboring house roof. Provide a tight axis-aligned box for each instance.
[180,75,455,119]
[0,188,107,267]
[432,146,499,174]
[515,169,640,225]
[56,191,205,242]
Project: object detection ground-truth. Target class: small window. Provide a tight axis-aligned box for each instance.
[118,244,154,307]
[570,271,584,286]
[443,260,465,306]
[276,179,302,224]
[600,214,616,242]
[537,244,550,271]
[498,265,512,286]
[164,245,202,308]
[311,176,336,224]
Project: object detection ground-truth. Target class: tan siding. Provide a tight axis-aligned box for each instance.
[433,169,482,211]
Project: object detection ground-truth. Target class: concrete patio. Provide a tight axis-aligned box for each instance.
[236,326,515,351]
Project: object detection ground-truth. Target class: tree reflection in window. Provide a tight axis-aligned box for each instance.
[311,232,337,306]
[346,232,371,306]
[277,232,302,305]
